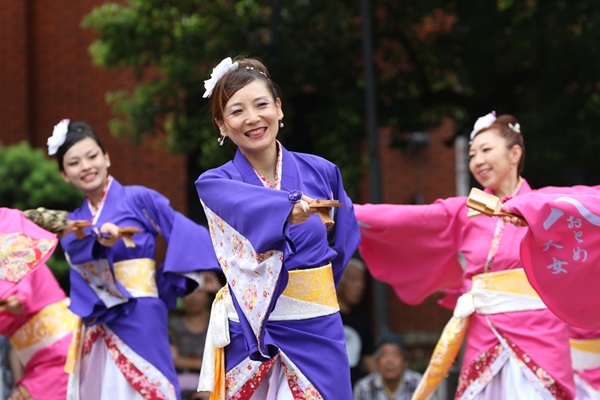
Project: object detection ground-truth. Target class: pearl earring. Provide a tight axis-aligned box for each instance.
[217,136,225,146]
[279,121,284,128]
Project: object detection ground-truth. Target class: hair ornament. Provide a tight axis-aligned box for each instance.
[469,111,497,143]
[508,122,521,134]
[47,119,70,155]
[245,66,267,77]
[203,57,239,98]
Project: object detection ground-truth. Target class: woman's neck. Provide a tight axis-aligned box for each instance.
[86,176,111,210]
[492,175,521,199]
[243,143,278,183]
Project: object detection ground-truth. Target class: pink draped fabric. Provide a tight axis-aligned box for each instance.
[504,191,600,329]
[0,208,69,400]
[355,196,465,305]
[354,180,575,398]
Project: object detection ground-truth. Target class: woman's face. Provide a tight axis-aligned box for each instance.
[60,137,111,196]
[217,79,283,158]
[469,129,520,192]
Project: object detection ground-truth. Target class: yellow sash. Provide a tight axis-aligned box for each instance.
[570,337,600,371]
[114,258,157,297]
[11,298,78,366]
[411,269,541,400]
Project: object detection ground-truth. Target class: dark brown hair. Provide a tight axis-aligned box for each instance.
[474,114,526,174]
[208,57,281,126]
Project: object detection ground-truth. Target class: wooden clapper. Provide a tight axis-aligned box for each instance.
[309,200,343,231]
[466,188,528,226]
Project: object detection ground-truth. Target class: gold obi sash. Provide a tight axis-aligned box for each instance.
[199,264,338,400]
[114,258,157,298]
[571,337,600,371]
[10,298,78,366]
[411,268,547,400]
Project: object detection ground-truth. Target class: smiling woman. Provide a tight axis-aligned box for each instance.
[354,112,578,399]
[37,119,220,400]
[195,56,361,400]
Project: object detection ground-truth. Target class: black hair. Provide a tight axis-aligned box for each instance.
[55,121,106,172]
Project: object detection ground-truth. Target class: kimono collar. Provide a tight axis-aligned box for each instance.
[232,143,300,190]
[85,177,122,223]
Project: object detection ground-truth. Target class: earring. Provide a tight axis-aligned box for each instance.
[279,121,284,128]
[217,136,225,146]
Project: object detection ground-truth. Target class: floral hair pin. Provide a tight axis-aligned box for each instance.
[469,111,497,143]
[203,57,239,98]
[47,119,70,155]
[508,122,521,134]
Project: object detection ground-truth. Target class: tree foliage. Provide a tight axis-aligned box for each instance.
[82,0,600,196]
[0,142,83,210]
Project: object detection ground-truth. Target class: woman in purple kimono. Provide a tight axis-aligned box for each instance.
[195,56,361,399]
[41,119,219,400]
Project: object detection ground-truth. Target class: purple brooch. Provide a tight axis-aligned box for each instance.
[288,190,303,203]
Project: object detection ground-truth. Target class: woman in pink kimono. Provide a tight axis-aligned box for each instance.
[355,112,575,399]
[0,207,77,400]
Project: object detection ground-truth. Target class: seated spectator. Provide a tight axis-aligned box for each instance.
[338,257,376,386]
[354,332,432,400]
[169,272,220,400]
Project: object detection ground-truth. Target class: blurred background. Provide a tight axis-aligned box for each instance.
[2,0,600,394]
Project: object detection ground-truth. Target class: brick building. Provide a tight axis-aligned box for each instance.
[1,0,464,377]
[0,0,188,215]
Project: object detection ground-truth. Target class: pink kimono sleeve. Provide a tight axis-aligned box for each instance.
[505,192,600,329]
[355,197,466,305]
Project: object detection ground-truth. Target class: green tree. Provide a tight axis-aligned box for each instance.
[82,0,365,197]
[82,0,600,196]
[0,142,83,288]
[373,0,600,186]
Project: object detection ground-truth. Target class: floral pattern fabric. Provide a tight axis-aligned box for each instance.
[0,233,55,283]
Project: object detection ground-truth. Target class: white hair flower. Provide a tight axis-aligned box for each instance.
[469,111,497,142]
[47,119,70,155]
[203,57,239,98]
[508,122,521,134]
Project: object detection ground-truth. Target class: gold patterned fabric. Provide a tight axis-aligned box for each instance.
[282,264,337,308]
[474,268,539,297]
[10,298,78,364]
[114,258,158,297]
[22,208,68,235]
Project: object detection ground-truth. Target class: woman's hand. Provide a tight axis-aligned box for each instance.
[502,215,525,227]
[0,295,24,315]
[287,195,317,225]
[97,222,121,247]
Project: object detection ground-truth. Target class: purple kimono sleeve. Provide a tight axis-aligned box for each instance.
[195,169,294,254]
[354,197,466,305]
[60,232,107,264]
[134,188,220,306]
